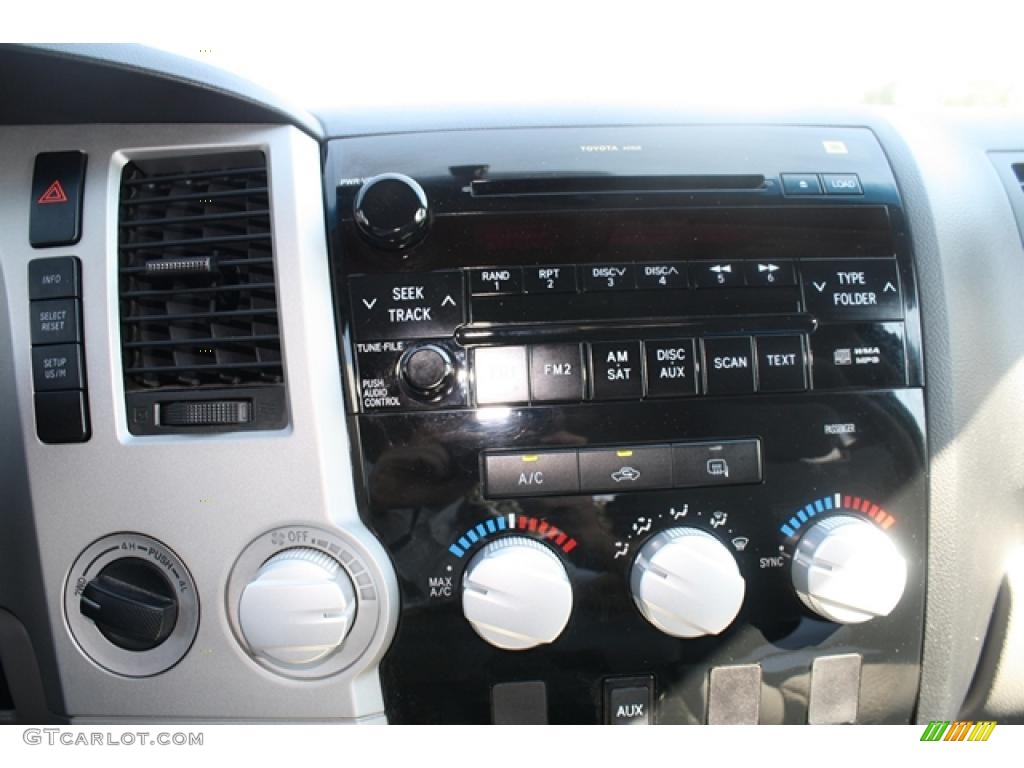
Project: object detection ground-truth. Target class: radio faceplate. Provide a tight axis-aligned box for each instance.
[326,125,926,724]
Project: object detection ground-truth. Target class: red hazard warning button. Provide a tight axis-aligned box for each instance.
[31,151,86,247]
[37,180,69,205]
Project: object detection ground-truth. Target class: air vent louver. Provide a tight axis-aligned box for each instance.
[118,151,287,434]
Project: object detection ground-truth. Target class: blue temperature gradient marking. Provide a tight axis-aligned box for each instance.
[780,494,842,537]
[449,517,507,558]
[448,544,464,558]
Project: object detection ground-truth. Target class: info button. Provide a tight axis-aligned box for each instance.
[484,451,580,498]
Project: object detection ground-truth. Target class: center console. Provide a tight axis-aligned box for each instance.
[325,124,927,724]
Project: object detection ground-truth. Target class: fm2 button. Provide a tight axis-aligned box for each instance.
[348,271,465,341]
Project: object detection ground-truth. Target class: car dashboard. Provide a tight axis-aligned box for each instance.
[1,43,1023,726]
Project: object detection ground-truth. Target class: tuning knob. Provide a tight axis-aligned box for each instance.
[630,528,746,638]
[354,173,431,250]
[238,548,357,666]
[462,537,573,651]
[792,515,907,624]
[400,344,454,398]
[79,558,179,651]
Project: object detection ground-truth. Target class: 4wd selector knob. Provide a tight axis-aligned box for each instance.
[79,558,179,651]
[354,173,431,250]
[631,528,746,638]
[239,547,357,666]
[462,537,573,651]
[792,515,907,624]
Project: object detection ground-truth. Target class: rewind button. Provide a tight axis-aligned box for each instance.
[692,261,745,288]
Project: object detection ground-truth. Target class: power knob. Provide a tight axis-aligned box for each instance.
[238,547,357,666]
[792,515,907,624]
[354,173,431,250]
[630,528,746,638]
[400,344,454,398]
[461,537,573,651]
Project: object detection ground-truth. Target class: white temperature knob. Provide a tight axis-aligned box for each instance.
[631,528,746,638]
[239,548,356,665]
[462,537,573,651]
[792,515,907,624]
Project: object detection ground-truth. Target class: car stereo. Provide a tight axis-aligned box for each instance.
[324,125,925,724]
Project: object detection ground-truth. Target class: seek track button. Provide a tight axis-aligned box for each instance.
[349,271,465,340]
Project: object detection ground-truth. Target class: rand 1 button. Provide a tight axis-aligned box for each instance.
[578,445,672,493]
[636,262,687,290]
[523,265,576,293]
[809,323,907,389]
[473,346,530,404]
[703,337,755,395]
[28,256,81,300]
[30,298,80,345]
[801,258,903,321]
[530,344,584,402]
[755,335,807,392]
[589,341,643,400]
[582,264,635,292]
[470,267,522,295]
[691,261,744,288]
[744,260,796,287]
[483,450,580,498]
[673,439,762,488]
[348,271,465,341]
[644,339,698,398]
[32,344,85,391]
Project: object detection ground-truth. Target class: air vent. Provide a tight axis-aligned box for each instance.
[1014,163,1024,189]
[118,151,287,434]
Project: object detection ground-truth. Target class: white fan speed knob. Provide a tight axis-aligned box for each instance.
[792,515,907,624]
[461,537,573,651]
[239,548,356,666]
[631,528,746,638]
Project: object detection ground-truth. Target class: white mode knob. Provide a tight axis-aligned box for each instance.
[792,515,907,624]
[631,528,746,638]
[461,537,573,651]
[239,548,357,666]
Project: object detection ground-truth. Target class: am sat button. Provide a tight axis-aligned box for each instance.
[484,450,580,498]
[590,341,643,400]
[579,445,672,493]
[673,439,762,488]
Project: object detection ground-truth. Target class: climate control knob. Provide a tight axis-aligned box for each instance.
[462,537,573,651]
[354,172,431,250]
[238,547,357,666]
[631,528,746,638]
[792,515,907,624]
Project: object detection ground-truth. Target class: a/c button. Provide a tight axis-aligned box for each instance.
[484,450,580,498]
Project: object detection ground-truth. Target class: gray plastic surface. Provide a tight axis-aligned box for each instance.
[0,124,398,720]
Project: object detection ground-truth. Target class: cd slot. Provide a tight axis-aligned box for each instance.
[470,174,766,197]
[469,288,801,326]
